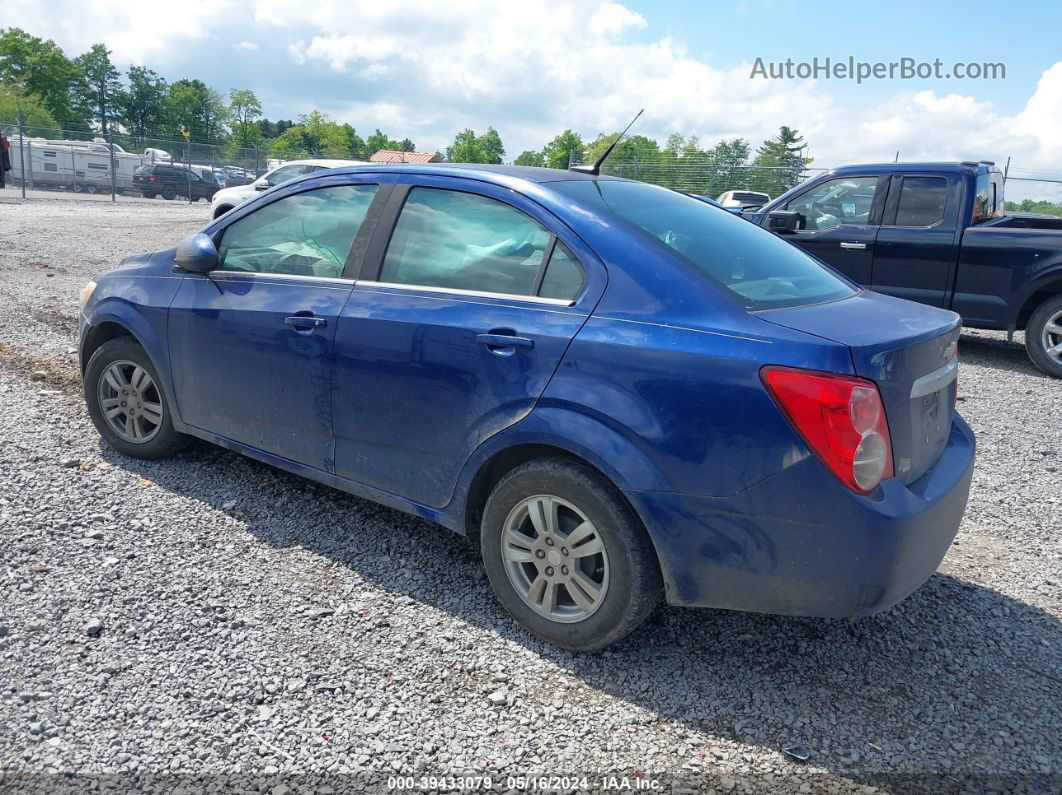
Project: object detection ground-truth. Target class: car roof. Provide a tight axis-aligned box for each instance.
[283,158,369,168]
[830,161,999,175]
[323,162,627,185]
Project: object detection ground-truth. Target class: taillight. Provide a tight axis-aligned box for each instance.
[761,366,893,494]
[148,175,156,182]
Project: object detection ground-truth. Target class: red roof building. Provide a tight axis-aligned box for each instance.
[368,149,443,164]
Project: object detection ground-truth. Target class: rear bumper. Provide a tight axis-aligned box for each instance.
[627,413,975,617]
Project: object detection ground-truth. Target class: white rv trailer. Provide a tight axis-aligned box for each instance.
[4,135,142,193]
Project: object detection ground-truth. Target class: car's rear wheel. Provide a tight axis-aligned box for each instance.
[481,457,661,651]
[84,338,190,459]
[1025,296,1062,378]
[161,184,176,200]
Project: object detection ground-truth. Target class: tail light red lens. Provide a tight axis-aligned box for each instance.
[148,175,156,182]
[761,366,893,494]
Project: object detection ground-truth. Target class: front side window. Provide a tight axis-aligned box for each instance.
[380,187,552,296]
[892,177,947,227]
[218,184,378,278]
[785,176,879,230]
[552,179,856,310]
[266,164,313,187]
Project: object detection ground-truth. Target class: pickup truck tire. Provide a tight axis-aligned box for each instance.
[1025,296,1062,378]
[480,457,662,651]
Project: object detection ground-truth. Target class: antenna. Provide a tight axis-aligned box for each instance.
[570,109,644,175]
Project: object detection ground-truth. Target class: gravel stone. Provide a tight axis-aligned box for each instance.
[0,199,1059,792]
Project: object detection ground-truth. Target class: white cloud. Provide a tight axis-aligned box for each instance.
[5,0,1062,173]
[234,40,259,51]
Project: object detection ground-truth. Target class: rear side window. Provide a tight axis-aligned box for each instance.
[893,177,947,226]
[552,179,856,310]
[218,184,378,278]
[538,243,584,301]
[380,187,552,296]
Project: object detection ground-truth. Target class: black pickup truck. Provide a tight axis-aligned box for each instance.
[746,161,1062,376]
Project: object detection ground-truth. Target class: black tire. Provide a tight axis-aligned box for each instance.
[481,457,662,651]
[1025,295,1062,378]
[161,184,176,200]
[213,205,232,219]
[142,192,156,199]
[84,337,190,459]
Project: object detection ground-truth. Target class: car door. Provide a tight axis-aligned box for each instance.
[167,179,385,470]
[777,175,887,285]
[331,178,603,508]
[870,174,960,307]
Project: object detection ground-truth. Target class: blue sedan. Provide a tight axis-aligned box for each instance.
[78,164,975,650]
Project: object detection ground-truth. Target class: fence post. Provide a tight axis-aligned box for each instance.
[71,144,77,193]
[186,137,192,205]
[17,118,26,198]
[107,130,117,202]
[254,144,259,178]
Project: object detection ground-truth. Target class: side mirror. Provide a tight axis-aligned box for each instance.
[767,210,800,233]
[253,177,269,191]
[174,233,218,273]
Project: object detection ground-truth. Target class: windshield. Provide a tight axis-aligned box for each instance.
[552,179,856,310]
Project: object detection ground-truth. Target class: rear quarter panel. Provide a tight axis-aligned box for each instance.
[955,225,1062,328]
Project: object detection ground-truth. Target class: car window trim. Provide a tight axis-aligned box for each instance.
[354,279,575,307]
[210,181,388,280]
[207,270,355,287]
[361,183,588,302]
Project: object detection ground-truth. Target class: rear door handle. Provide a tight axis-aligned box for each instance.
[840,242,867,250]
[477,333,534,351]
[285,315,327,330]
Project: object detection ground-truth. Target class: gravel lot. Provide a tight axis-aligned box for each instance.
[0,198,1059,793]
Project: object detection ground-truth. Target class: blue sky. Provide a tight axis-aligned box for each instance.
[7,0,1062,169]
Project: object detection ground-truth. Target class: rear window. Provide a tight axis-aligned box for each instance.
[551,180,856,310]
[973,170,1005,224]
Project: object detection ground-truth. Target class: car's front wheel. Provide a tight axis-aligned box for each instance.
[481,458,662,651]
[1025,295,1062,378]
[84,337,190,459]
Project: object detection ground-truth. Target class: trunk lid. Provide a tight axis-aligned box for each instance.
[758,290,961,485]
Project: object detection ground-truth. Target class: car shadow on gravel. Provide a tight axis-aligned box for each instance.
[102,441,1062,789]
[959,331,1044,377]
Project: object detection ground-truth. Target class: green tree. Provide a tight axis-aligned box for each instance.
[0,83,58,129]
[365,128,403,156]
[446,127,505,164]
[120,66,168,140]
[541,129,584,169]
[514,149,544,167]
[0,28,84,128]
[585,132,659,165]
[167,79,228,140]
[228,88,262,148]
[705,137,751,196]
[397,137,415,152]
[752,126,806,195]
[341,123,366,159]
[270,111,351,158]
[447,128,482,162]
[477,127,504,164]
[72,43,122,134]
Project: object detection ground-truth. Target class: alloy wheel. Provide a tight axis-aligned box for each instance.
[1040,308,1062,363]
[501,495,610,623]
[97,360,164,443]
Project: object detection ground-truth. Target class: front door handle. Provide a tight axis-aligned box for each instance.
[840,241,867,250]
[285,315,327,331]
[477,332,534,351]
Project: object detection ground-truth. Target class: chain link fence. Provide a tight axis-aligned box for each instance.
[3,119,1062,218]
[0,120,322,203]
